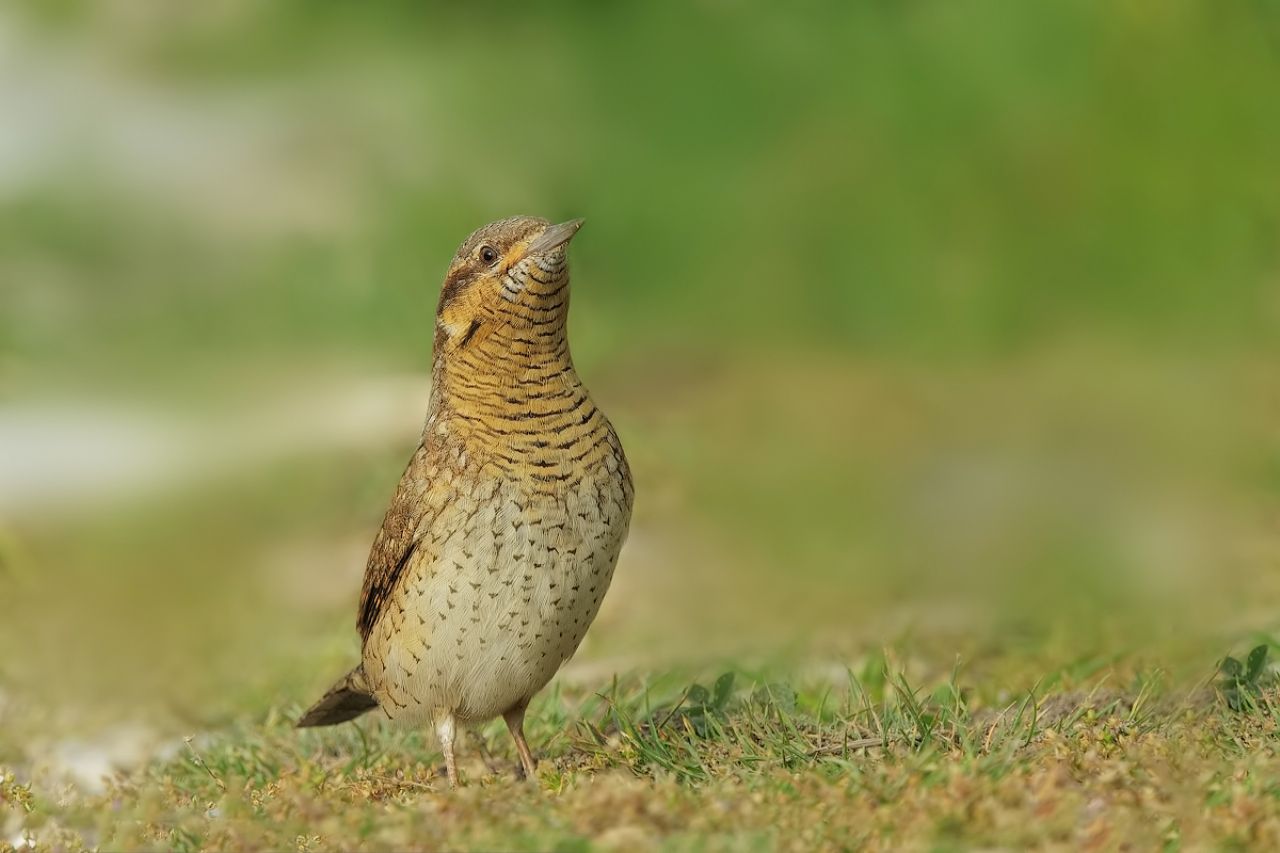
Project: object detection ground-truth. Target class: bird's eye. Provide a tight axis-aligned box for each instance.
[479,245,499,265]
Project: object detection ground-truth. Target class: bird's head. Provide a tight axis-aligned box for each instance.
[435,216,582,353]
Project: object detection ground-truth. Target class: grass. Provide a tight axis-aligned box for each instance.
[5,653,1280,851]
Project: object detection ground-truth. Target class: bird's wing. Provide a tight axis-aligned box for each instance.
[356,442,436,642]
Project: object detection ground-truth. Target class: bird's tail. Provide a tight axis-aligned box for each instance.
[297,666,379,727]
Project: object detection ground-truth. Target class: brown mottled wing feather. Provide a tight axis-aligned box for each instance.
[356,442,432,642]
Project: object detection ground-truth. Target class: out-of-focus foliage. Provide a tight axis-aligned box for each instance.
[0,0,1277,811]
[4,1,1278,389]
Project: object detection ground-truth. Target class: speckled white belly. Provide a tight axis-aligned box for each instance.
[363,468,630,726]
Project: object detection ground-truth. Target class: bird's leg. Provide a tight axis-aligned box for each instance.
[503,701,538,781]
[436,712,460,788]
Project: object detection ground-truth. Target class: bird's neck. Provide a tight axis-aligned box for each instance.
[434,320,574,393]
[426,320,588,458]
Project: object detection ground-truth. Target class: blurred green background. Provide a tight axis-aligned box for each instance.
[1,0,1278,734]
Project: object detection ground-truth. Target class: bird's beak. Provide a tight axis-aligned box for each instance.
[523,219,584,257]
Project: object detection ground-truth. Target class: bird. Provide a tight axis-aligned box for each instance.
[297,216,634,787]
